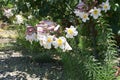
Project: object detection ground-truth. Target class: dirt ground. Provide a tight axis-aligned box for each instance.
[0,29,63,80]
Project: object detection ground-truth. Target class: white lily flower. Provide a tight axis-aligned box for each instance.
[90,7,101,19]
[53,37,72,51]
[37,25,45,40]
[102,0,110,12]
[80,12,89,22]
[74,10,82,18]
[15,15,24,24]
[43,35,54,49]
[65,26,78,38]
[38,34,46,46]
[37,25,48,46]
[25,33,37,44]
[53,37,66,49]
[3,9,13,18]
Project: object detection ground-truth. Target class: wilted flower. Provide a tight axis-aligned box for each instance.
[80,12,89,22]
[3,9,13,18]
[15,15,24,24]
[90,7,101,19]
[65,26,78,38]
[102,0,110,12]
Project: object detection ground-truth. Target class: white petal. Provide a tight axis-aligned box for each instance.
[64,41,72,51]
[52,41,58,48]
[54,25,60,31]
[70,25,74,28]
[82,18,87,22]
[60,37,66,42]
[74,31,78,36]
[93,15,99,19]
[89,9,94,13]
[44,43,51,49]
[60,45,65,49]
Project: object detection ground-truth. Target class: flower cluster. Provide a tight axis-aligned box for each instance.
[74,0,110,22]
[25,20,78,51]
[2,6,24,25]
[24,0,110,52]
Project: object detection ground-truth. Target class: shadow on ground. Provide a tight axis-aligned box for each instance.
[0,29,64,80]
[0,51,63,80]
[0,42,63,80]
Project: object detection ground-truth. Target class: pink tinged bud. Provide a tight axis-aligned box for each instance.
[77,2,85,9]
[48,25,55,30]
[26,26,36,35]
[37,27,44,33]
[36,20,57,33]
[76,2,86,12]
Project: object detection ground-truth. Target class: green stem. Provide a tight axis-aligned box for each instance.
[89,20,97,57]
